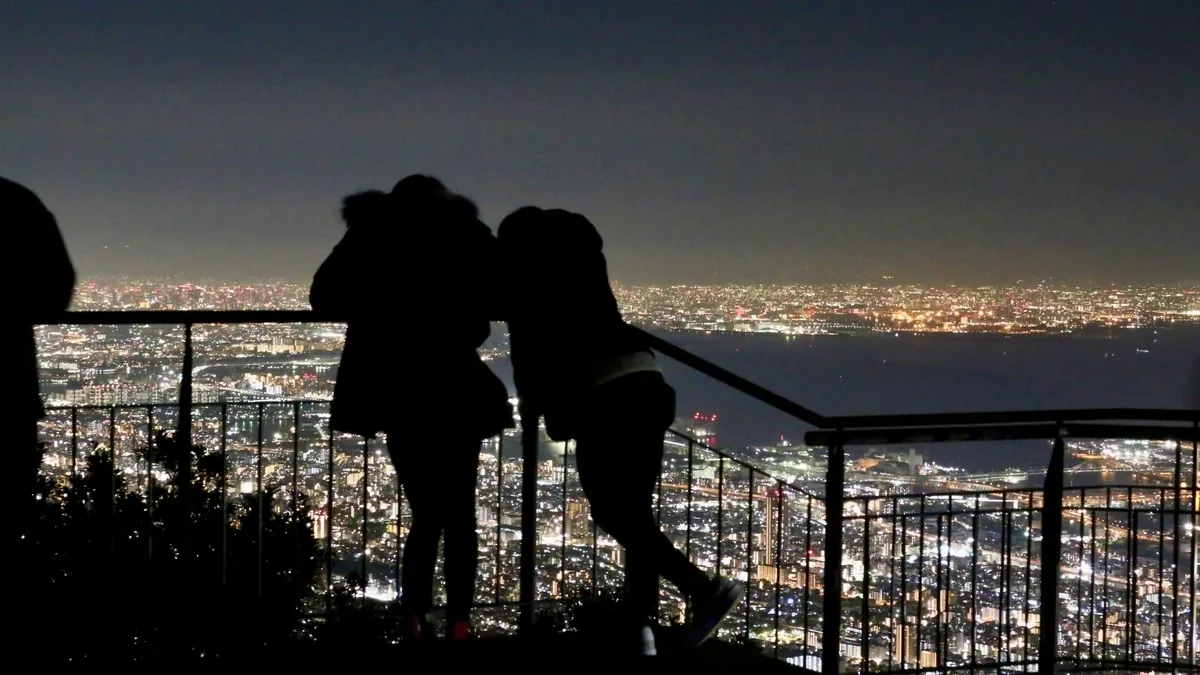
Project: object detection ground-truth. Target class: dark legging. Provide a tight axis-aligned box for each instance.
[389,434,480,622]
[573,372,711,623]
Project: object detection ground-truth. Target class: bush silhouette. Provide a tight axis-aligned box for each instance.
[22,432,323,666]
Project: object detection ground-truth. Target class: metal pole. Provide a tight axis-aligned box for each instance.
[518,403,538,633]
[822,441,845,675]
[1036,434,1066,675]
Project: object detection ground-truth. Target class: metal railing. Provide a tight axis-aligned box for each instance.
[805,418,1198,674]
[31,310,1200,672]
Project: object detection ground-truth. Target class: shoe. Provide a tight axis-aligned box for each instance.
[682,577,742,648]
[448,619,471,641]
[637,624,657,657]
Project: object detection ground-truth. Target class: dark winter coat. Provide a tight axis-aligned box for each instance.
[311,189,512,438]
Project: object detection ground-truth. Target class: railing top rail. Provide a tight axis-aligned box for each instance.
[805,421,1200,447]
[38,309,325,325]
[35,310,1194,435]
[35,309,830,427]
[823,407,1199,428]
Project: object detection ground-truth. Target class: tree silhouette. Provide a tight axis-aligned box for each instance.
[23,432,323,667]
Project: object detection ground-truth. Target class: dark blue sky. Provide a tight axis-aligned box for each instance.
[3,1,1197,284]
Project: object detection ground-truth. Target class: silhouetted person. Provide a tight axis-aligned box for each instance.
[310,175,512,640]
[498,207,741,656]
[2,177,76,533]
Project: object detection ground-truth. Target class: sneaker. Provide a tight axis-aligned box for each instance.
[637,624,657,657]
[682,577,742,648]
[448,619,471,641]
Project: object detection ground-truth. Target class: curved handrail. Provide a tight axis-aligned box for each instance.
[667,427,823,501]
[805,419,1200,447]
[35,310,829,427]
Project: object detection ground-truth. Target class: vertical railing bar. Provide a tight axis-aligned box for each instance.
[1171,438,1182,665]
[860,497,870,675]
[256,402,264,601]
[1024,496,1033,666]
[70,406,78,477]
[745,469,755,644]
[821,442,845,675]
[970,493,980,671]
[398,432,408,607]
[517,404,538,633]
[495,433,503,605]
[888,497,898,671]
[943,496,954,667]
[325,424,334,611]
[360,435,369,608]
[146,406,154,566]
[1000,492,1009,665]
[685,439,695,620]
[1088,489,1097,661]
[1190,420,1198,666]
[686,439,694,564]
[560,439,569,597]
[220,404,228,588]
[178,325,195,591]
[916,495,925,668]
[1101,487,1111,661]
[1125,488,1136,663]
[803,495,813,666]
[1035,434,1065,675]
[1076,489,1086,665]
[109,405,117,556]
[177,323,193,450]
[656,466,664,527]
[591,515,598,598]
[935,511,944,670]
[292,401,301,589]
[1157,485,1166,662]
[716,457,725,578]
[900,509,909,671]
[773,479,783,660]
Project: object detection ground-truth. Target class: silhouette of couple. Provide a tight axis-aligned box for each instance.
[311,175,742,654]
[7,172,740,655]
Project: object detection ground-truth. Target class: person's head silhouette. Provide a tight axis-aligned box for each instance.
[390,174,447,198]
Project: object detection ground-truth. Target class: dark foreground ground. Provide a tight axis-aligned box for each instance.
[84,630,804,674]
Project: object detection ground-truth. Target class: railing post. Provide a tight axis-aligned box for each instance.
[177,323,193,449]
[1037,433,1066,675]
[178,323,194,582]
[518,403,538,634]
[822,439,845,675]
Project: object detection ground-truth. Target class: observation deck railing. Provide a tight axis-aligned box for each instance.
[30,310,1198,673]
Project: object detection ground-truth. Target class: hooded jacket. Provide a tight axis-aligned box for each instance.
[311,186,511,438]
[498,207,656,439]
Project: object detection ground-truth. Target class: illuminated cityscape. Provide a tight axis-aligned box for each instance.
[30,280,1197,669]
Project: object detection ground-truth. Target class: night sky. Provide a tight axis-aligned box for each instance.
[3,1,1197,285]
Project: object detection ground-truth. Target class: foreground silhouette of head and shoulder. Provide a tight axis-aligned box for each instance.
[2,177,76,522]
